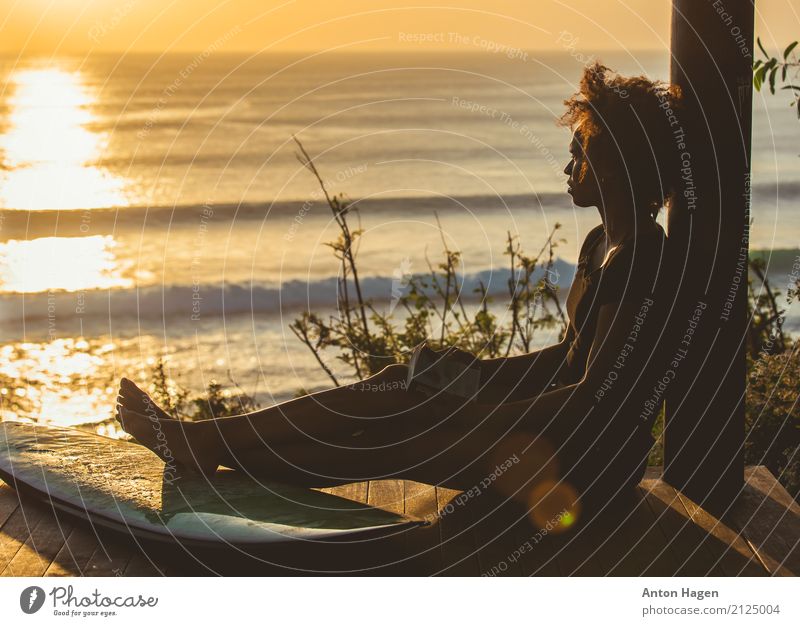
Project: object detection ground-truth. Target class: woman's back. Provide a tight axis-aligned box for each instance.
[556,223,673,506]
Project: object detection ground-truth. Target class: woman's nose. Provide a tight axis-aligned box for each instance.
[564,160,573,176]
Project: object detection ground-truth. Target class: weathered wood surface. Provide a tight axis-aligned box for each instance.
[2,467,795,576]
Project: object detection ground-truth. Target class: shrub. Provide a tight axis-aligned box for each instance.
[148,357,260,421]
[289,138,567,383]
[745,343,800,498]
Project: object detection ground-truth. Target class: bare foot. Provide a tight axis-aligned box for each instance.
[116,407,219,477]
[117,378,175,421]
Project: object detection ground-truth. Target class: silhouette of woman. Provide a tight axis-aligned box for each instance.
[116,63,682,513]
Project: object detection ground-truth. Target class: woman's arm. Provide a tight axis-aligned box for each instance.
[475,339,571,404]
[468,298,655,448]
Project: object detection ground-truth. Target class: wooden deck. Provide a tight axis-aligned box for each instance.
[0,466,797,576]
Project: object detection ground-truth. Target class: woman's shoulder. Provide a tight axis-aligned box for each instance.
[584,223,606,244]
[578,224,607,257]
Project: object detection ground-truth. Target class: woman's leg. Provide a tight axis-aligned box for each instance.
[210,425,480,488]
[210,364,444,448]
[117,406,556,494]
[117,364,471,475]
[118,364,454,451]
[120,376,554,498]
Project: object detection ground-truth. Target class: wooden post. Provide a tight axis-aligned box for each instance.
[664,0,754,511]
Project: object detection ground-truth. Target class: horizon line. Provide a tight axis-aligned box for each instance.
[1,47,669,58]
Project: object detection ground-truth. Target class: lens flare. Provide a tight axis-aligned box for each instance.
[527,479,581,534]
[484,433,561,502]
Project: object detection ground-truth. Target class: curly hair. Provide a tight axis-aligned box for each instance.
[559,62,684,220]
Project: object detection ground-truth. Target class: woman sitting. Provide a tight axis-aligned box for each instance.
[116,63,682,516]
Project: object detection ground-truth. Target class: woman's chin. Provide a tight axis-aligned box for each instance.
[569,194,590,208]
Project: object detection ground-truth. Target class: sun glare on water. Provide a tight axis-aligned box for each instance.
[0,340,122,432]
[0,65,139,430]
[0,66,129,210]
[0,235,132,293]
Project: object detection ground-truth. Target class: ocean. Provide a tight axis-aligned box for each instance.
[0,50,798,429]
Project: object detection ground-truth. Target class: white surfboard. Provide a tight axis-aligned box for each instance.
[0,422,424,548]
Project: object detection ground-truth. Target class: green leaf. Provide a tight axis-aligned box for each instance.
[770,67,778,94]
[757,37,769,59]
[753,59,762,71]
[754,65,769,91]
[784,41,798,59]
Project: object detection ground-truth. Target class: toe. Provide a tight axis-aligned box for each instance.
[122,377,145,395]
[117,384,133,407]
[120,378,140,397]
[117,406,142,433]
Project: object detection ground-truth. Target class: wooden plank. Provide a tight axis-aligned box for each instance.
[124,553,166,576]
[640,469,727,575]
[321,481,368,503]
[319,482,376,573]
[471,498,523,577]
[585,487,679,576]
[366,479,404,515]
[162,550,215,577]
[725,467,800,576]
[403,481,438,523]
[511,513,563,576]
[550,513,607,576]
[402,480,442,575]
[82,536,136,577]
[435,486,480,575]
[676,491,768,576]
[745,467,800,516]
[608,487,679,576]
[362,480,406,574]
[44,526,102,577]
[2,507,73,577]
[0,499,50,575]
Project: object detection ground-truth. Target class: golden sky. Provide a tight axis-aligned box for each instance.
[0,0,798,55]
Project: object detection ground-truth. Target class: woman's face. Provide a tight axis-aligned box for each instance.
[564,130,602,208]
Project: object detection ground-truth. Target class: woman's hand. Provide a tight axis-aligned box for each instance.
[407,343,482,401]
